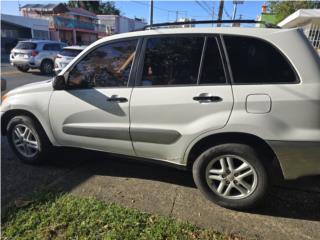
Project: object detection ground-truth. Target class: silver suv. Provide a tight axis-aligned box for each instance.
[2,26,320,210]
[10,40,67,74]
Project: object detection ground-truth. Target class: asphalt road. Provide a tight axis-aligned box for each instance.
[1,62,54,95]
[1,62,320,240]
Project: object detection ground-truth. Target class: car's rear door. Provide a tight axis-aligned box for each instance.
[49,38,140,156]
[129,35,234,163]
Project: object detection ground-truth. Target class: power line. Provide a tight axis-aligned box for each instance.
[223,7,232,19]
[131,0,188,21]
[203,1,213,14]
[195,0,213,17]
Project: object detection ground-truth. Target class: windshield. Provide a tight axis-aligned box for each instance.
[59,49,83,57]
[15,42,37,50]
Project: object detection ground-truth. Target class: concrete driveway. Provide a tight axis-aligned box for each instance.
[1,63,320,240]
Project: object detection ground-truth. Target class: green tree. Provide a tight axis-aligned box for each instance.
[67,1,120,15]
[100,1,120,15]
[268,1,320,23]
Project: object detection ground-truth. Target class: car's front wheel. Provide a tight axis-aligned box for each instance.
[7,115,51,164]
[192,143,268,210]
[40,60,53,75]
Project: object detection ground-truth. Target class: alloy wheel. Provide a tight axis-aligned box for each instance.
[11,124,39,158]
[205,155,258,199]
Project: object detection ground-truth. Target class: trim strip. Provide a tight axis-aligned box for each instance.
[63,125,130,141]
[63,125,181,144]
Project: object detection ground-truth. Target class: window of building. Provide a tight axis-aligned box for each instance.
[224,36,298,84]
[141,36,204,86]
[68,39,138,88]
[200,37,226,84]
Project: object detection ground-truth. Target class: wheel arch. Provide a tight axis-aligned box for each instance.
[1,109,56,145]
[41,58,54,65]
[185,132,284,179]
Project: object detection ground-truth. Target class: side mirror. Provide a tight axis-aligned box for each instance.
[53,75,66,90]
[1,78,7,91]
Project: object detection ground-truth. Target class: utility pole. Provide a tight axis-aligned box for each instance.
[149,0,154,27]
[217,0,224,27]
[232,1,244,20]
[176,11,179,21]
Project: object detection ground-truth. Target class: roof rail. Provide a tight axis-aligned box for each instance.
[143,20,280,30]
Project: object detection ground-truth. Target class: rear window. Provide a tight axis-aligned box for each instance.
[15,42,37,50]
[224,36,298,84]
[59,49,83,57]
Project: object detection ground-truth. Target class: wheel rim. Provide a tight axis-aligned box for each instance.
[205,155,258,200]
[44,62,52,74]
[11,124,39,158]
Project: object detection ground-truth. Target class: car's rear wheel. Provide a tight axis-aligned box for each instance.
[17,66,29,72]
[192,143,268,210]
[40,60,53,75]
[7,115,51,164]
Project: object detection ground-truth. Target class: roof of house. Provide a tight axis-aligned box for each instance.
[68,7,97,19]
[21,3,68,12]
[21,3,97,19]
[278,9,320,28]
[1,13,49,31]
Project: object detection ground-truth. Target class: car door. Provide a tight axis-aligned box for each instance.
[49,38,140,156]
[129,35,234,163]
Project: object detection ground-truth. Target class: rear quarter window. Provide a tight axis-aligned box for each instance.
[43,43,62,51]
[15,42,37,50]
[224,36,298,84]
[60,49,82,57]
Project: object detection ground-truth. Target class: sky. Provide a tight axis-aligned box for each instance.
[1,0,265,24]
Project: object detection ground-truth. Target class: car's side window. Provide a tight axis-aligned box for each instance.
[52,44,62,51]
[224,36,298,84]
[200,37,226,84]
[140,36,204,86]
[43,44,51,50]
[68,39,138,89]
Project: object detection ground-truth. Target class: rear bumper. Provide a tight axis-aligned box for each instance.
[10,56,40,68]
[267,140,320,179]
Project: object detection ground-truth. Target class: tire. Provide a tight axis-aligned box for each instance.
[192,143,269,210]
[40,60,53,75]
[6,115,51,164]
[17,66,29,72]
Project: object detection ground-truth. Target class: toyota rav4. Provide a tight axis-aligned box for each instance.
[1,26,320,210]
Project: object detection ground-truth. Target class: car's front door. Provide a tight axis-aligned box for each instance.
[49,39,139,156]
[130,35,234,163]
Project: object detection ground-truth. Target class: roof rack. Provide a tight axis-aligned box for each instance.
[143,20,280,30]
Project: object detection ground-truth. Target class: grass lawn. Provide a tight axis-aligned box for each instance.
[2,192,243,240]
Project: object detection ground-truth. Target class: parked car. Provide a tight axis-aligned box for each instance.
[10,40,67,75]
[54,46,87,74]
[1,26,320,210]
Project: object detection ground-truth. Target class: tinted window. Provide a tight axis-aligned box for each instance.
[68,39,138,88]
[224,36,297,84]
[200,37,226,84]
[15,42,37,50]
[141,36,204,86]
[44,43,61,51]
[60,49,83,57]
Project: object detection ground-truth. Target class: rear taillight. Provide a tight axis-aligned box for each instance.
[31,50,38,57]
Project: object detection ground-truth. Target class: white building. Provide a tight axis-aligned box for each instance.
[278,9,320,54]
[97,15,146,35]
[1,13,49,53]
[1,13,49,39]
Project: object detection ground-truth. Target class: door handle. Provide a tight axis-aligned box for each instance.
[107,95,128,103]
[193,94,223,103]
